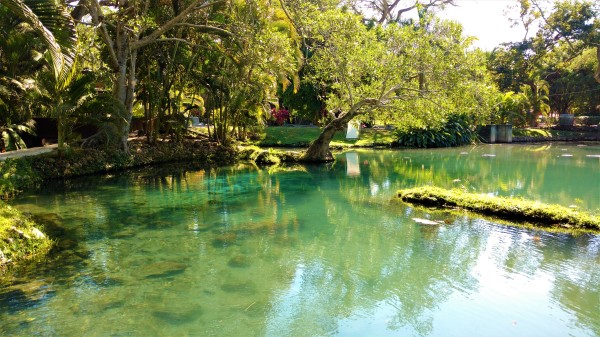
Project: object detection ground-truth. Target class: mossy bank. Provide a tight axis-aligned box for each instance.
[1,140,237,198]
[0,140,237,271]
[398,186,600,232]
[0,201,52,271]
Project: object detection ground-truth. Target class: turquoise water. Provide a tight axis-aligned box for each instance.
[2,143,600,336]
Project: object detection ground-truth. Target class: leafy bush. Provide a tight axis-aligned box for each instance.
[395,114,476,148]
[0,159,41,198]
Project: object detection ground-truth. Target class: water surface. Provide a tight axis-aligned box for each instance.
[2,143,600,336]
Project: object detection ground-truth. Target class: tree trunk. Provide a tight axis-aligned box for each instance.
[302,123,340,162]
[528,82,540,127]
[303,99,380,162]
[595,46,600,84]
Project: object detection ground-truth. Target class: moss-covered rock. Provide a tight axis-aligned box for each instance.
[237,146,303,165]
[398,186,600,232]
[0,200,53,271]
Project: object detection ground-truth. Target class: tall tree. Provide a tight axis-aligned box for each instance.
[287,5,493,161]
[490,0,599,122]
[343,0,455,24]
[198,1,300,145]
[520,0,600,98]
[73,0,227,151]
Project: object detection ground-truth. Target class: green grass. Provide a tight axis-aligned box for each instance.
[398,186,600,232]
[252,126,397,147]
[1,200,52,271]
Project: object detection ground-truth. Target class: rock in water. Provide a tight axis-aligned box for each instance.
[152,306,203,325]
[211,232,237,248]
[138,261,187,279]
[228,255,251,268]
[412,218,442,226]
[31,227,46,239]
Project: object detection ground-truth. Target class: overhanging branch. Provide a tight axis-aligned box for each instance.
[131,0,225,50]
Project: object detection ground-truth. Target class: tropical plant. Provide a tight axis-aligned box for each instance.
[1,0,78,151]
[284,3,495,161]
[1,0,77,86]
[395,114,477,148]
[35,71,96,150]
[492,91,529,126]
[73,0,228,151]
[198,1,300,145]
[0,120,35,152]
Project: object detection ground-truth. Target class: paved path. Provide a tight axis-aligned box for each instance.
[0,144,57,161]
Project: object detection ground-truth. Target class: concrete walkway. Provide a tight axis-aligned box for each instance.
[0,144,57,161]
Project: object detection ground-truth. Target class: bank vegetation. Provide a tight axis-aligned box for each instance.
[398,186,600,232]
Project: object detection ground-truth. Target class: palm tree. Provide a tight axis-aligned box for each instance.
[1,0,77,86]
[1,0,78,151]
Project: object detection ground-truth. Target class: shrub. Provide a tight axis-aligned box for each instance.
[395,114,476,148]
[0,159,41,198]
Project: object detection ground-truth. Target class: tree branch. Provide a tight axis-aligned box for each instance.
[174,23,233,37]
[87,0,120,69]
[131,0,225,50]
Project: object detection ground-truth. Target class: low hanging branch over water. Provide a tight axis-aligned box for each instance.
[398,186,600,232]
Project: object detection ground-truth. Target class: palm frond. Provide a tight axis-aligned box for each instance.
[2,0,77,86]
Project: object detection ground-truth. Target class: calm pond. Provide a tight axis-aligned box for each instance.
[2,143,600,336]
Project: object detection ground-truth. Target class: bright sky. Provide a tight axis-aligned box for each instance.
[438,0,533,50]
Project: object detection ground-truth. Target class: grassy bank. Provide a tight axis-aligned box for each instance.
[253,126,397,147]
[1,201,53,270]
[398,186,600,232]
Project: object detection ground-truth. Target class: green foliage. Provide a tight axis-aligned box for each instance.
[79,94,127,148]
[195,1,300,145]
[395,114,476,148]
[0,159,41,198]
[489,1,600,124]
[492,91,529,126]
[0,6,45,139]
[0,200,52,270]
[1,0,77,88]
[575,116,600,125]
[0,120,36,152]
[398,186,600,231]
[278,81,324,124]
[551,48,600,115]
[35,71,97,150]
[291,5,496,160]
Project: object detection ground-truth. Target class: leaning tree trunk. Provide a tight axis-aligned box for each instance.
[303,99,378,162]
[302,120,345,162]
